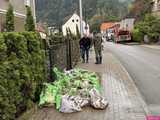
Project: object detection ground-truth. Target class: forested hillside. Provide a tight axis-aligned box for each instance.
[35,0,133,30]
[128,0,152,21]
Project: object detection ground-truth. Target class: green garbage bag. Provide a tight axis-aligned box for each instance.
[89,76,101,91]
[69,88,77,96]
[74,80,81,88]
[39,67,102,111]
[53,67,65,80]
[39,83,58,106]
[55,94,62,110]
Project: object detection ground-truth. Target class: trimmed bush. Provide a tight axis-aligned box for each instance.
[25,6,35,31]
[0,32,46,120]
[5,4,15,32]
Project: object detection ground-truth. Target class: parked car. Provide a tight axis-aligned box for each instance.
[106,29,114,41]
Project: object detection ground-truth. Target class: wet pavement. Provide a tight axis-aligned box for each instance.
[29,47,149,120]
[106,42,160,115]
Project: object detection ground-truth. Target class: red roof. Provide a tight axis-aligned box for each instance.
[100,22,115,31]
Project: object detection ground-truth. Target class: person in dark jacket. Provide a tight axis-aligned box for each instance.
[79,34,91,63]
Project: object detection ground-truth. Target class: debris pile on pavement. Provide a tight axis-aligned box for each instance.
[39,68,108,113]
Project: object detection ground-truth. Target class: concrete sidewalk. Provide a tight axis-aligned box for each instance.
[30,50,150,120]
[78,51,150,120]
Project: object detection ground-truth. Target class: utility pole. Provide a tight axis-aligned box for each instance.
[79,0,83,38]
[32,0,36,23]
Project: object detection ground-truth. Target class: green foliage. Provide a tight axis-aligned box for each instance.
[0,32,46,120]
[0,34,6,60]
[50,33,65,44]
[128,0,152,21]
[5,4,15,32]
[25,6,35,31]
[132,14,160,42]
[132,28,144,42]
[89,15,102,33]
[89,14,120,32]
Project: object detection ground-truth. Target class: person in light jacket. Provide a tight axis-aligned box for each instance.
[93,33,103,64]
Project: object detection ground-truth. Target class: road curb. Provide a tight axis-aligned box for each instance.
[117,57,151,115]
[141,45,160,50]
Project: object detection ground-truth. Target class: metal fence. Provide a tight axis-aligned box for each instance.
[47,36,80,79]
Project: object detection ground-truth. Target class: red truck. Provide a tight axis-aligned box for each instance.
[114,18,135,42]
[116,30,132,42]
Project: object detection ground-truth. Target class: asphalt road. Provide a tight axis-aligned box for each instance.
[105,42,160,115]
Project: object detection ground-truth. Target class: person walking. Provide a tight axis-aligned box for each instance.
[93,33,103,64]
[79,34,91,63]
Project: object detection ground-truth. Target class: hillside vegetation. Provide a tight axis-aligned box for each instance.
[36,0,133,31]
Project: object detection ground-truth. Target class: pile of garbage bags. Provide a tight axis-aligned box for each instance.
[39,68,108,113]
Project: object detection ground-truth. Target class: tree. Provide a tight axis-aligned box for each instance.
[128,0,152,21]
[25,6,35,31]
[5,4,15,32]
[36,0,132,26]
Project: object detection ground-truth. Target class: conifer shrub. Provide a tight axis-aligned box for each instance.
[0,32,46,120]
[5,4,15,32]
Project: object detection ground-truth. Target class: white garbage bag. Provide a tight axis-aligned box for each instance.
[89,88,109,109]
[59,95,90,113]
[59,95,82,113]
[80,98,90,107]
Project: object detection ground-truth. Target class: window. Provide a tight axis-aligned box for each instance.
[24,0,30,6]
[72,19,75,22]
[76,19,79,22]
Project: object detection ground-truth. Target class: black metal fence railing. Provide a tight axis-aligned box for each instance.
[47,36,80,80]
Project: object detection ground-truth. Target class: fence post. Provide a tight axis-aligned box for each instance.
[69,38,72,69]
[66,37,72,70]
[48,46,53,81]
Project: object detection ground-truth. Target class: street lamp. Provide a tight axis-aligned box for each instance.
[79,0,83,38]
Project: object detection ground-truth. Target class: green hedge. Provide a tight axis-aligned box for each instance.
[0,32,46,120]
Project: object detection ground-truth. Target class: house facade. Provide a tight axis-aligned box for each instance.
[152,0,160,16]
[0,0,36,32]
[62,13,90,36]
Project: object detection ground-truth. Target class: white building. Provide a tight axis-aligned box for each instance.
[62,13,90,36]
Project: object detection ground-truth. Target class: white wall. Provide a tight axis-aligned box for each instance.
[62,13,90,36]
